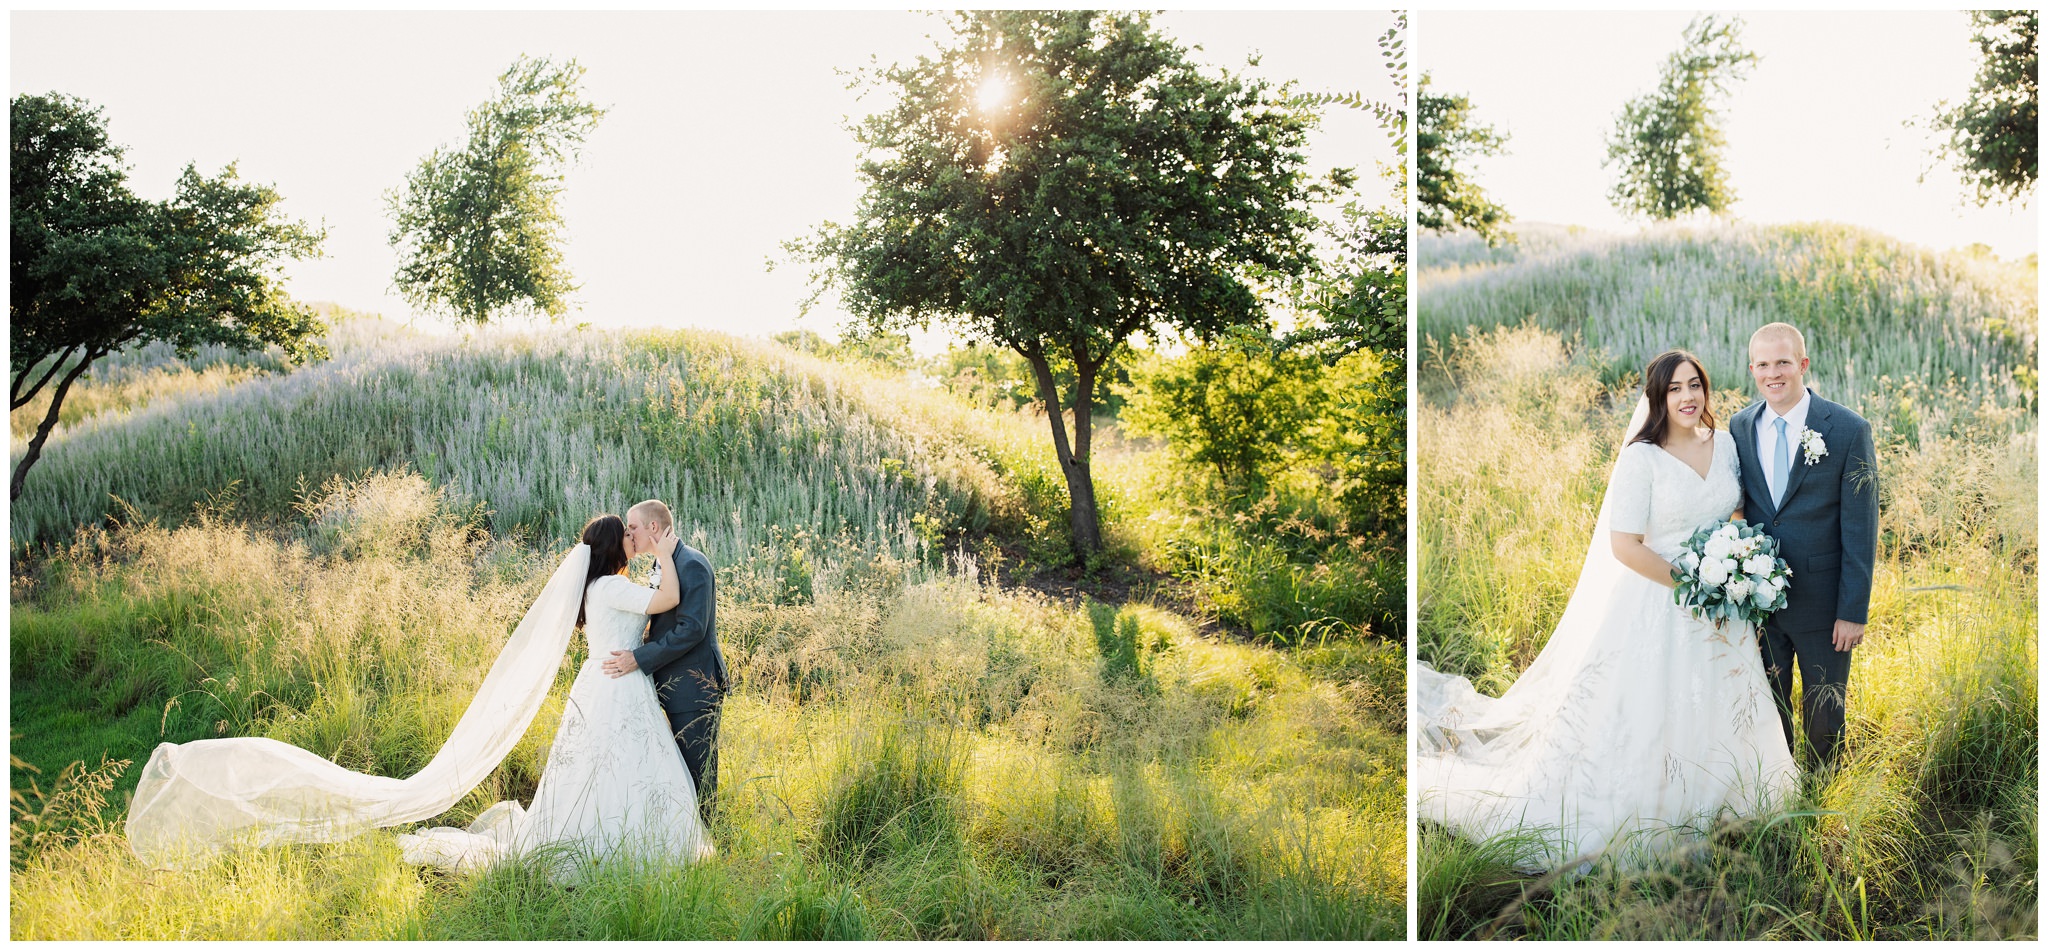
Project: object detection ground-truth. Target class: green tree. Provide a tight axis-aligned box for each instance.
[11,93,325,502]
[1304,348,1402,533]
[1417,72,1512,244]
[1603,16,1758,221]
[923,343,1132,416]
[387,56,604,326]
[1121,336,1319,489]
[1123,338,1400,531]
[794,11,1334,556]
[923,344,1039,412]
[773,327,916,371]
[1285,13,1406,362]
[1931,10,2038,206]
[1289,198,1404,362]
[771,327,834,355]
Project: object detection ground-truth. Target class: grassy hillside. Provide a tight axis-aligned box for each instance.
[1419,223,2037,415]
[10,317,1038,568]
[1415,223,2036,940]
[8,318,1404,939]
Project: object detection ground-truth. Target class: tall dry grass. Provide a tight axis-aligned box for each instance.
[10,316,1100,598]
[11,308,1403,938]
[1418,223,2037,414]
[11,471,1402,938]
[1417,322,2035,939]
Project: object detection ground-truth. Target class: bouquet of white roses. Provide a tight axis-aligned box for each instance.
[1669,521,1791,626]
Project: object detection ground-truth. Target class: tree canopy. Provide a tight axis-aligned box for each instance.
[11,92,325,501]
[1282,13,1407,363]
[1417,72,1512,245]
[1931,10,2038,207]
[1603,16,1758,221]
[387,56,604,326]
[794,11,1335,556]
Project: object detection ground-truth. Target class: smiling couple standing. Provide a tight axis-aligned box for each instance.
[1415,320,1879,868]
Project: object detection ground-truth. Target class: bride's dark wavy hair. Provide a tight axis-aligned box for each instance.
[1629,349,1716,448]
[578,514,629,629]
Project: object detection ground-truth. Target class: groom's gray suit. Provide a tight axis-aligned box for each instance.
[1729,388,1878,767]
[630,540,727,818]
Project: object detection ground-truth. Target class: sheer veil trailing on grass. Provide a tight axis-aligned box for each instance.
[1413,399,1643,781]
[125,545,593,869]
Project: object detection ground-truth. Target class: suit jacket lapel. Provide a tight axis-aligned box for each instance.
[1775,390,1827,511]
[1731,402,1775,519]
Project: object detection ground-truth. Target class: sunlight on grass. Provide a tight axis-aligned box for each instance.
[1417,298,2035,939]
[11,317,1402,939]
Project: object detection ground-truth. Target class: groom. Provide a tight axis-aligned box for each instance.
[602,499,728,819]
[1729,322,1879,769]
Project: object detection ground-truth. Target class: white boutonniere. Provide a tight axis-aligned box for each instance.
[1799,427,1827,465]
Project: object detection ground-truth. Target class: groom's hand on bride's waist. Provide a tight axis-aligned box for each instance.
[602,650,640,678]
[1832,619,1866,652]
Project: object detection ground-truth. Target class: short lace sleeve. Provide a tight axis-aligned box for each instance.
[586,574,655,616]
[1607,442,1655,535]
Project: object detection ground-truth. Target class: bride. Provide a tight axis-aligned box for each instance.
[1415,349,1798,869]
[126,514,711,877]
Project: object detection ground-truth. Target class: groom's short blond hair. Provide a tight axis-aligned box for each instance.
[628,499,673,532]
[1750,322,1808,359]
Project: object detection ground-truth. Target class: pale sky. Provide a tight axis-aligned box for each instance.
[1417,10,2036,260]
[12,11,1399,345]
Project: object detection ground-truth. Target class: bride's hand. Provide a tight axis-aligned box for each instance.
[644,527,684,615]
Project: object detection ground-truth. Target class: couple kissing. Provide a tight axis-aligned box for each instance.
[128,498,730,880]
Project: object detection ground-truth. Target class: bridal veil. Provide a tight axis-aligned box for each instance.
[1414,398,1649,759]
[125,545,592,868]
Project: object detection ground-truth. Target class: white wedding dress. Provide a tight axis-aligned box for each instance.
[397,573,712,876]
[126,546,710,877]
[1415,427,1798,869]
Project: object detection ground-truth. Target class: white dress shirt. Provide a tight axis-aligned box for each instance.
[1755,388,1812,504]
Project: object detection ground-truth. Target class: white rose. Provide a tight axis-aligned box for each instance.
[1802,430,1829,464]
[1725,578,1754,603]
[1742,554,1775,577]
[1699,557,1732,585]
[1754,584,1778,608]
[1703,535,1735,560]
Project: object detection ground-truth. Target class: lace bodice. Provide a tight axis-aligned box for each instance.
[1607,429,1742,560]
[583,575,654,655]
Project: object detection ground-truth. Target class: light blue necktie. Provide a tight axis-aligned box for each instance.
[1771,417,1791,506]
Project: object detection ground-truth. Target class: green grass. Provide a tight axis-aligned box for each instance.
[1416,313,2036,939]
[9,315,1045,569]
[1418,223,2038,414]
[9,322,1403,939]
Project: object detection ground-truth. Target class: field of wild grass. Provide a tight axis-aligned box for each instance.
[1418,222,2038,412]
[8,316,1404,939]
[1415,224,2036,940]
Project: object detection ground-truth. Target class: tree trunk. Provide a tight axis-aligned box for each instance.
[13,343,80,410]
[12,347,100,502]
[1023,348,1103,557]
